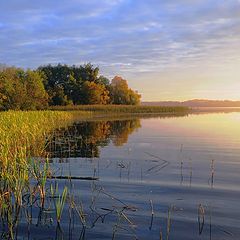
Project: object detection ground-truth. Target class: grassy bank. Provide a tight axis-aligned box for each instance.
[50,104,189,114]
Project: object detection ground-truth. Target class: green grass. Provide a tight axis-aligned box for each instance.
[50,104,189,114]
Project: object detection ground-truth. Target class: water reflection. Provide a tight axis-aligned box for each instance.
[46,119,141,158]
[5,112,240,239]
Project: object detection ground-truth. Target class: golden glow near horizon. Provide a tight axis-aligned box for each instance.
[130,56,240,102]
[142,112,240,144]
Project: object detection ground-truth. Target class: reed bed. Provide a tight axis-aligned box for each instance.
[0,110,88,238]
[50,104,189,114]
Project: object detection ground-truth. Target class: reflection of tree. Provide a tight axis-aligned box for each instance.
[46,119,141,158]
[110,120,141,146]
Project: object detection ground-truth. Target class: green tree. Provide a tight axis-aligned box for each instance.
[97,75,110,85]
[38,63,102,105]
[38,64,73,105]
[0,67,48,110]
[50,85,71,106]
[22,70,49,109]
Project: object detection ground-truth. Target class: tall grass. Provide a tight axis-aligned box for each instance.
[50,104,189,114]
[0,110,89,238]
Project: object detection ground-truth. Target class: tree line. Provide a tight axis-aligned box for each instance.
[0,63,141,110]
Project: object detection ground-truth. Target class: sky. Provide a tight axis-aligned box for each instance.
[0,0,240,101]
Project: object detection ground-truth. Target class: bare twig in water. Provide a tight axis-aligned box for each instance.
[198,204,205,235]
[149,200,154,230]
[49,176,99,180]
[100,188,128,207]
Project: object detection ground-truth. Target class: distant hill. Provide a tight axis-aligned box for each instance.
[142,99,240,107]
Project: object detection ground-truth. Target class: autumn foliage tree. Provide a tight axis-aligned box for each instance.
[39,64,141,106]
[109,76,141,105]
[81,81,110,104]
[0,63,141,110]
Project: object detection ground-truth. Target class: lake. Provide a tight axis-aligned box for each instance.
[17,112,240,239]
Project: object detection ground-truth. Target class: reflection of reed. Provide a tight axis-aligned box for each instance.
[209,159,215,188]
[166,206,173,240]
[189,158,193,187]
[144,152,170,174]
[179,144,184,185]
[209,205,212,240]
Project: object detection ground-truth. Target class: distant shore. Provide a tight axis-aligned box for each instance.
[190,106,240,113]
[48,104,240,116]
[50,104,189,114]
[141,99,240,108]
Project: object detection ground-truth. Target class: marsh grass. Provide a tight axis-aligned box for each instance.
[0,110,137,239]
[0,110,86,238]
[50,104,189,115]
[55,186,68,224]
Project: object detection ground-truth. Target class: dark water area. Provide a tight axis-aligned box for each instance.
[13,113,240,239]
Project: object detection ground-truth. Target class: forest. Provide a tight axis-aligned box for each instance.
[0,63,141,110]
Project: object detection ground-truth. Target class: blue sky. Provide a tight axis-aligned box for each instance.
[0,0,240,100]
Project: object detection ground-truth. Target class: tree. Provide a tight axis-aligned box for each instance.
[81,81,110,104]
[0,67,48,110]
[109,76,141,105]
[22,70,49,109]
[50,85,71,106]
[128,89,141,105]
[96,75,110,85]
[80,63,99,83]
[38,63,102,105]
[38,64,74,105]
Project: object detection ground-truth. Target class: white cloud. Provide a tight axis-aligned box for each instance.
[0,0,239,81]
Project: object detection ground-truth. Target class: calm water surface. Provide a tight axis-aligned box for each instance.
[20,112,240,239]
